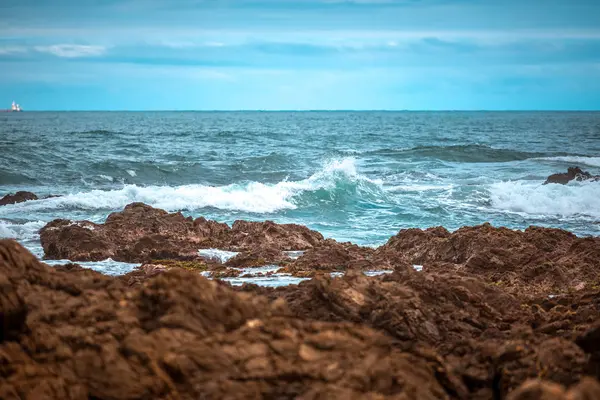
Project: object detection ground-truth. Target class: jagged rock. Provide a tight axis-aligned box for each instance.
[378,224,600,296]
[277,239,398,277]
[0,191,38,206]
[544,167,600,185]
[225,245,291,268]
[39,203,324,262]
[0,239,464,399]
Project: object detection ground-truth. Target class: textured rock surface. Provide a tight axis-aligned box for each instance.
[0,190,38,205]
[40,203,324,262]
[544,167,600,185]
[378,224,600,296]
[1,239,468,400]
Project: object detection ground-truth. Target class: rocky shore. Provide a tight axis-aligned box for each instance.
[2,200,600,399]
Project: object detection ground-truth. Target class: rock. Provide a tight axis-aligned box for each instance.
[507,379,567,400]
[227,220,324,251]
[544,167,600,185]
[507,377,600,400]
[378,224,600,297]
[0,239,463,399]
[225,245,291,268]
[40,203,325,263]
[277,239,397,276]
[0,191,38,206]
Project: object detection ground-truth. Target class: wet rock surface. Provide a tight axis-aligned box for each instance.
[544,167,600,185]
[40,203,324,262]
[0,190,38,205]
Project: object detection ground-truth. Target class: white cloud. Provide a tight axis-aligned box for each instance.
[34,44,107,58]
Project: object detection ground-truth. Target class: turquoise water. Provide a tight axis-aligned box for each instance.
[1,111,599,275]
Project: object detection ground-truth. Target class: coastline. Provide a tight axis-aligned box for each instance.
[2,199,600,398]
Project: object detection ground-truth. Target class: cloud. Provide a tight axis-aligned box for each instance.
[33,44,107,58]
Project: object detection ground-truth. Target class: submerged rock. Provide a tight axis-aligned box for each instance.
[543,166,600,185]
[0,190,38,205]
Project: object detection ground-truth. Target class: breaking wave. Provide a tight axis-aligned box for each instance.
[489,180,600,218]
[2,158,384,214]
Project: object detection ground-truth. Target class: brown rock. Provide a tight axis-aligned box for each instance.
[225,245,291,268]
[0,191,38,206]
[507,377,600,400]
[278,239,396,276]
[40,203,325,263]
[227,219,324,251]
[544,167,600,185]
[0,239,462,399]
[378,224,600,296]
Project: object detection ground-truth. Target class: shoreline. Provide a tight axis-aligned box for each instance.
[2,216,600,398]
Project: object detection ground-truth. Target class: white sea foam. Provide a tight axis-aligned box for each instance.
[43,258,139,276]
[0,220,45,240]
[99,174,114,182]
[489,180,600,218]
[3,157,378,214]
[0,221,17,238]
[126,170,137,177]
[198,249,239,263]
[534,156,600,168]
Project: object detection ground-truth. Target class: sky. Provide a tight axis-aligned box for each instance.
[1,0,600,110]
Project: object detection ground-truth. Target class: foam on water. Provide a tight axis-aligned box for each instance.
[198,249,239,263]
[43,258,140,276]
[0,221,17,238]
[1,157,380,214]
[489,180,600,218]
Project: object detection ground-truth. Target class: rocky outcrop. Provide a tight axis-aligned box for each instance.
[225,245,291,268]
[544,166,600,185]
[277,239,397,277]
[39,203,324,262]
[236,268,600,398]
[0,239,466,399]
[0,190,38,205]
[378,224,600,296]
[507,378,600,400]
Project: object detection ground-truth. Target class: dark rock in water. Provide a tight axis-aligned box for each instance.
[39,202,325,263]
[0,191,38,205]
[543,166,600,185]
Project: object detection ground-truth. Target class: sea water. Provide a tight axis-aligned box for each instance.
[1,111,599,281]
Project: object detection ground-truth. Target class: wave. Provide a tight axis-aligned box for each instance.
[344,145,557,163]
[0,220,45,240]
[533,156,600,168]
[0,168,38,185]
[489,180,600,218]
[3,158,383,214]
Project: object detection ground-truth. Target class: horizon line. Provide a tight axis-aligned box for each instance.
[5,109,600,112]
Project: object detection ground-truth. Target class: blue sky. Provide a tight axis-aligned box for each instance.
[1,0,600,110]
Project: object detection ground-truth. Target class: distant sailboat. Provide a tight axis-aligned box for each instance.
[2,101,23,112]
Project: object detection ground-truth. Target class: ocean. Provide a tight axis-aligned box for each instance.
[1,111,599,278]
